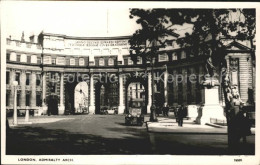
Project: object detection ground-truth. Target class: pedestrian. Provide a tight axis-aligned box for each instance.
[177,104,185,127]
[174,106,178,122]
[162,103,169,117]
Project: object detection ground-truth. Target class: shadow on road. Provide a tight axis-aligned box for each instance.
[6,126,152,155]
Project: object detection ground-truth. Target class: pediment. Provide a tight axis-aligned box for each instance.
[225,41,251,51]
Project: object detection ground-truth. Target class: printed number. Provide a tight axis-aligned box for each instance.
[234,159,242,162]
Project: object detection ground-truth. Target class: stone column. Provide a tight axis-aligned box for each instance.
[59,72,65,115]
[118,74,125,114]
[147,71,152,113]
[164,70,168,105]
[42,72,47,114]
[9,70,15,107]
[88,73,95,114]
[182,68,187,104]
[30,72,36,108]
[20,71,26,109]
[173,70,178,106]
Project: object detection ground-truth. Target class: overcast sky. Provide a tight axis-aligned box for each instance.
[2,2,142,41]
[2,2,195,41]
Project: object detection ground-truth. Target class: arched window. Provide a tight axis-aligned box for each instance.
[108,58,114,66]
[99,58,105,66]
[137,56,142,64]
[172,52,178,61]
[128,57,133,65]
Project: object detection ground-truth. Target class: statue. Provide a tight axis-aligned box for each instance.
[205,48,216,77]
[201,47,219,88]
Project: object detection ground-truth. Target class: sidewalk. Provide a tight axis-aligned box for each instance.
[7,115,74,126]
[146,117,255,135]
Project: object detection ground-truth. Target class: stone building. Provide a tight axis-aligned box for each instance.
[5,32,255,119]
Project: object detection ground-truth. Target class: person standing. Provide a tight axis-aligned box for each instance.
[178,105,185,127]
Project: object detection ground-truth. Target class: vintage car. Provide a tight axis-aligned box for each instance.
[125,108,144,126]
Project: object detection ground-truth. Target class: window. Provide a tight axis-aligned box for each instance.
[99,58,105,66]
[128,57,133,65]
[17,94,20,106]
[36,74,41,86]
[6,93,9,106]
[10,52,17,61]
[180,50,186,59]
[17,54,21,62]
[52,58,56,65]
[137,56,142,64]
[172,52,178,61]
[26,94,30,106]
[15,72,20,85]
[31,55,37,64]
[27,55,31,63]
[6,53,10,61]
[79,58,85,66]
[36,94,41,106]
[26,73,30,85]
[108,58,114,66]
[37,57,41,64]
[6,72,9,84]
[70,58,75,65]
[20,54,27,63]
[50,84,56,93]
[159,53,168,62]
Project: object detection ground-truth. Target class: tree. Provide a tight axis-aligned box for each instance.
[129,9,179,121]
[129,9,255,148]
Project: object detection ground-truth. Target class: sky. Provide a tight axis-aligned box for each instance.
[2,2,194,41]
[2,2,142,41]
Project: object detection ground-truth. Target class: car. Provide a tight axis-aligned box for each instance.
[125,108,144,126]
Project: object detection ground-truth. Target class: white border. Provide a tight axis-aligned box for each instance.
[1,1,260,165]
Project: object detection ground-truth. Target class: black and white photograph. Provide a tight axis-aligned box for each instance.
[1,1,259,165]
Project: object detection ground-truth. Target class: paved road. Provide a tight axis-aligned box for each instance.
[6,115,255,155]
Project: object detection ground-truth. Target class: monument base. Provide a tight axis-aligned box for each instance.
[118,105,125,114]
[88,105,95,114]
[197,79,226,125]
[196,104,226,125]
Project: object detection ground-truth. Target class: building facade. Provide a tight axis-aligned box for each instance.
[5,32,255,116]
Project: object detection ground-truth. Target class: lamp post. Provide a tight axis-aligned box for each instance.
[150,57,158,122]
[13,81,18,125]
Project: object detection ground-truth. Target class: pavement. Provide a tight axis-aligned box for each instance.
[5,115,255,155]
[145,117,255,134]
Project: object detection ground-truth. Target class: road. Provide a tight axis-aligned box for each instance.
[6,115,255,155]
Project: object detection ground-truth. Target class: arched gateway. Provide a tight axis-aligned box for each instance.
[5,32,255,125]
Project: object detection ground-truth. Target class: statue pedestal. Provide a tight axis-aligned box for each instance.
[196,85,226,125]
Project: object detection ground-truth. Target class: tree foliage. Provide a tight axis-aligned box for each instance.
[129,8,255,64]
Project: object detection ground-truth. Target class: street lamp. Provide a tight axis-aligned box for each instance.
[13,81,18,125]
[150,57,158,122]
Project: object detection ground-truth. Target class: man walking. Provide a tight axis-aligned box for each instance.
[178,104,185,127]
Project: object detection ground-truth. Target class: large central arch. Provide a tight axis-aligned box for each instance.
[124,76,148,114]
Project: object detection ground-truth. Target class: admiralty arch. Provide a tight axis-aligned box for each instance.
[5,32,255,118]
